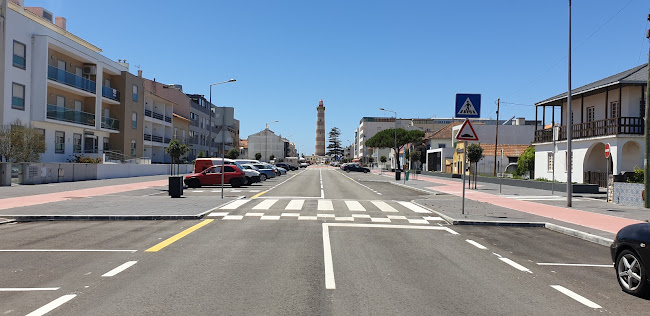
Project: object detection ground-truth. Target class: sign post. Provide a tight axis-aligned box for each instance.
[456,119,479,215]
[605,143,611,189]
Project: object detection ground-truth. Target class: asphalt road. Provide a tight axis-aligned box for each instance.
[1,167,648,315]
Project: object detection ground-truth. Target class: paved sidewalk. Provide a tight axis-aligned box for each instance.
[0,175,237,221]
[372,170,649,245]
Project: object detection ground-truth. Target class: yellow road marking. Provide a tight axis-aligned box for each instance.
[145,219,213,252]
[251,191,267,199]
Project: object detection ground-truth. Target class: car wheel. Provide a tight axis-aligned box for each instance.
[346,169,350,172]
[242,177,249,186]
[364,169,369,173]
[616,249,648,297]
[231,178,242,188]
[260,174,267,181]
[187,178,200,188]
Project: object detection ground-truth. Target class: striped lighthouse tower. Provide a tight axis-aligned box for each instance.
[315,99,326,156]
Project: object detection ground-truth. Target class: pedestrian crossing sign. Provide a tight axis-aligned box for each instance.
[456,119,479,141]
[455,93,481,118]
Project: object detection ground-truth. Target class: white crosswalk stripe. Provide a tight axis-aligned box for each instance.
[285,199,305,210]
[318,200,334,211]
[371,200,398,213]
[252,199,278,210]
[344,200,366,212]
[220,199,250,210]
[397,201,431,214]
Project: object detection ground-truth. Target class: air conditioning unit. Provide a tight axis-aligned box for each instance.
[82,65,96,75]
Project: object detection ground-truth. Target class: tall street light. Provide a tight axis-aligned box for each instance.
[208,78,236,199]
[380,108,398,180]
[265,120,279,162]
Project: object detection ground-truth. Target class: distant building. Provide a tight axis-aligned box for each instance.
[248,128,285,162]
[186,94,236,159]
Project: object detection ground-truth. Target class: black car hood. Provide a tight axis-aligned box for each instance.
[618,223,650,242]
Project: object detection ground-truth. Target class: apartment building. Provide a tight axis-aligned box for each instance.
[247,128,285,162]
[108,69,144,160]
[2,1,131,162]
[186,94,235,159]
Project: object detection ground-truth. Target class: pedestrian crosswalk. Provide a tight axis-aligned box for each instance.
[209,198,442,224]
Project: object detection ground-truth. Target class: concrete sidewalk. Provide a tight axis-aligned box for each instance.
[0,175,237,221]
[373,170,649,246]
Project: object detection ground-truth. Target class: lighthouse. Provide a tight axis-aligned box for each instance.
[315,99,326,156]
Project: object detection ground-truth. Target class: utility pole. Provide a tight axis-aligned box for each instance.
[643,14,650,208]
[566,0,573,207]
[493,98,500,176]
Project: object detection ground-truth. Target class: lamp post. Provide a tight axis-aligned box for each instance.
[380,108,398,180]
[208,78,235,199]
[265,120,279,162]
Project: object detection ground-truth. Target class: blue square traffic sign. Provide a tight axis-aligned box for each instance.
[455,94,481,118]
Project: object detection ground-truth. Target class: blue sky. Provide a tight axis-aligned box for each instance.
[34,0,649,155]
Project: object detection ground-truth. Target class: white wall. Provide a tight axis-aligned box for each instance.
[97,164,193,179]
[452,124,534,146]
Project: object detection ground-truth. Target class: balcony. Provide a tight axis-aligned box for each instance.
[46,104,95,127]
[152,112,164,121]
[534,117,644,143]
[101,116,120,131]
[144,134,164,143]
[102,86,120,102]
[165,116,172,123]
[47,65,96,93]
[145,109,152,117]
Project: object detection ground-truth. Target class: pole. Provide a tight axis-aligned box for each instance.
[645,14,650,208]
[499,148,503,194]
[221,107,225,199]
[494,98,500,176]
[462,141,467,215]
[208,88,212,157]
[394,113,398,177]
[566,0,573,207]
[498,160,501,194]
[552,126,556,195]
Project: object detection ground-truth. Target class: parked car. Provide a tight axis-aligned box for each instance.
[184,165,246,188]
[241,164,270,181]
[250,163,277,179]
[300,162,309,168]
[276,163,297,171]
[611,223,650,297]
[272,165,287,175]
[193,157,259,186]
[342,163,370,173]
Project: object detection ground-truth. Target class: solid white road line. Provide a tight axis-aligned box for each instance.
[551,285,602,309]
[317,214,335,218]
[499,257,532,273]
[207,212,230,217]
[252,199,279,210]
[537,263,613,268]
[222,215,244,220]
[26,294,77,316]
[318,200,334,211]
[260,215,281,220]
[281,213,300,217]
[370,218,391,223]
[320,169,325,199]
[335,217,355,221]
[220,199,250,210]
[407,219,429,224]
[345,200,366,212]
[397,201,432,214]
[387,215,407,220]
[102,261,138,277]
[423,216,443,221]
[371,200,398,213]
[0,288,59,291]
[0,249,137,252]
[351,214,371,218]
[298,216,318,220]
[466,239,488,250]
[244,212,264,217]
[285,199,305,210]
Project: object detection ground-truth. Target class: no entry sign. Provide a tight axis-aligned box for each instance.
[605,143,611,159]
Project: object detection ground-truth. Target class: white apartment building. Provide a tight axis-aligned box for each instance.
[143,90,174,163]
[2,0,128,162]
[247,128,285,162]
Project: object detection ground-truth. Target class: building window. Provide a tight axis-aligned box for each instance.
[611,101,619,118]
[103,137,110,151]
[132,112,137,129]
[132,85,138,102]
[12,83,25,110]
[13,41,26,69]
[131,140,136,157]
[73,133,82,153]
[587,106,594,122]
[438,144,446,149]
[55,131,65,154]
[547,152,554,172]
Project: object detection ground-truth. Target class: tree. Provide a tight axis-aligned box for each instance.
[515,145,535,178]
[326,127,343,158]
[226,148,239,159]
[270,154,275,161]
[369,157,374,164]
[166,139,190,175]
[365,129,425,169]
[466,143,484,189]
[255,152,262,161]
[197,151,207,158]
[0,120,46,162]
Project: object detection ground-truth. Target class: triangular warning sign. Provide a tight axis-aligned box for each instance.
[457,98,478,116]
[456,119,479,141]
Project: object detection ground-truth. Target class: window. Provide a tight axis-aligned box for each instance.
[547,152,554,172]
[611,101,619,118]
[73,133,82,153]
[132,85,138,102]
[55,131,65,154]
[438,144,446,149]
[13,41,26,69]
[103,137,109,151]
[12,83,25,110]
[131,140,136,157]
[131,112,137,129]
[587,107,594,122]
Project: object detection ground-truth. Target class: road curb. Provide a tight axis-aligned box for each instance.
[0,218,16,225]
[1,215,206,222]
[545,223,614,247]
[388,181,443,195]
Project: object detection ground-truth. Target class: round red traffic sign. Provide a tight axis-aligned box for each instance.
[605,143,611,159]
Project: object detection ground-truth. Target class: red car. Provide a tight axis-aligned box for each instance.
[184,165,245,188]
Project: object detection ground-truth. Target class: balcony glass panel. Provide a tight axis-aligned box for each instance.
[13,55,26,68]
[46,104,95,127]
[47,65,96,93]
[101,117,120,130]
[145,109,152,117]
[102,86,120,101]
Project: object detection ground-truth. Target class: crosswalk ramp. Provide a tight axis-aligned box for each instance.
[215,199,433,214]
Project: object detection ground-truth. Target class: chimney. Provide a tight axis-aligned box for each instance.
[55,17,66,30]
[515,117,525,126]
[138,70,142,78]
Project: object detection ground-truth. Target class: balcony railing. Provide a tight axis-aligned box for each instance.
[47,65,96,93]
[145,109,152,117]
[101,116,120,130]
[102,86,120,102]
[165,116,172,123]
[46,104,95,127]
[152,112,164,121]
[151,135,163,143]
[534,117,644,143]
[164,137,171,143]
[144,133,152,141]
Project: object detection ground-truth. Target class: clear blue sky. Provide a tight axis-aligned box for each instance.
[34,0,649,155]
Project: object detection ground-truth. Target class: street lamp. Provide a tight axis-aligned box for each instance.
[265,120,279,162]
[208,78,236,199]
[380,107,398,180]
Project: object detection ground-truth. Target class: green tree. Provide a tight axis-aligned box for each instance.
[326,127,343,158]
[0,120,46,162]
[515,145,535,178]
[166,139,190,175]
[255,152,262,161]
[270,154,275,161]
[365,129,425,169]
[197,150,207,158]
[466,143,484,188]
[226,148,240,159]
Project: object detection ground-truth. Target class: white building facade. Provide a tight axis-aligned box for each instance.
[247,129,285,162]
